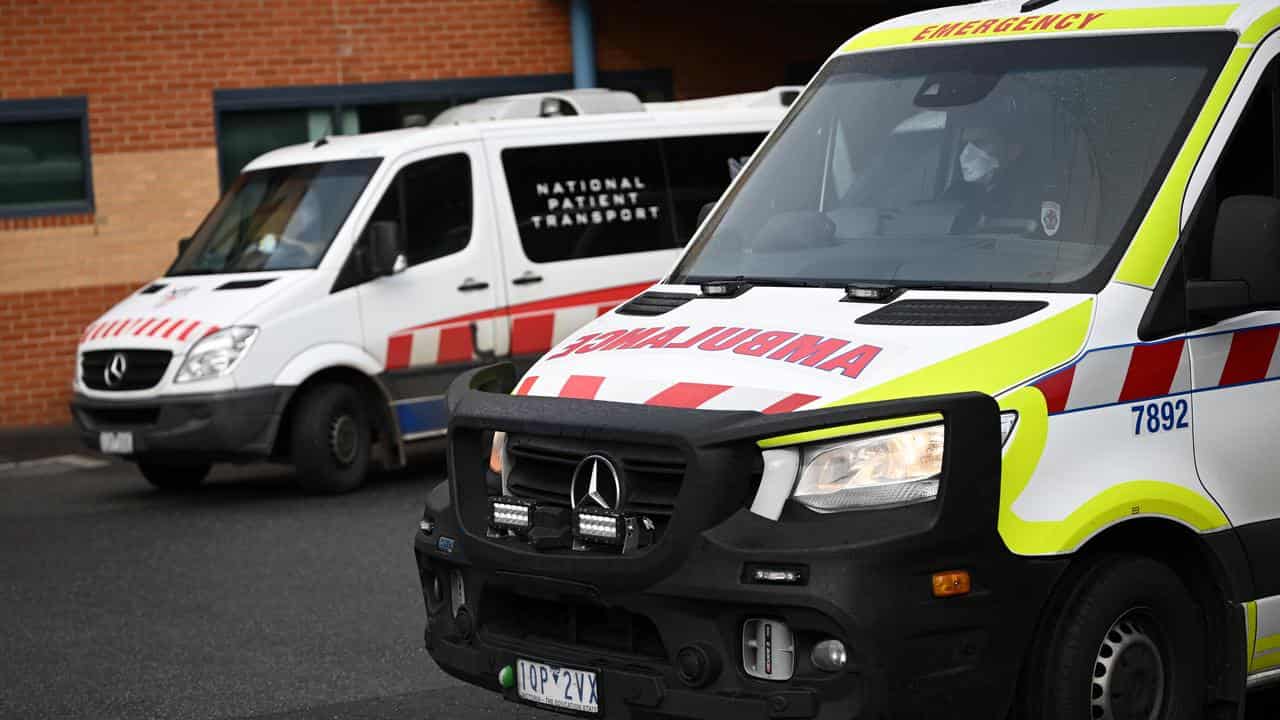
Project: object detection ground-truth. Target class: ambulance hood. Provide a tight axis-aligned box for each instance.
[521,285,1095,414]
[78,272,306,350]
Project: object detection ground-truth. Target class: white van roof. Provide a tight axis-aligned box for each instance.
[842,0,1280,54]
[243,89,790,172]
[429,88,646,125]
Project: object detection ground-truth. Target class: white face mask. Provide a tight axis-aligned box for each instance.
[960,142,1000,183]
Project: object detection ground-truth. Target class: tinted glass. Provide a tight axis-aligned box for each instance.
[0,118,87,210]
[503,139,673,263]
[171,159,379,275]
[662,133,766,242]
[674,34,1233,292]
[367,153,473,267]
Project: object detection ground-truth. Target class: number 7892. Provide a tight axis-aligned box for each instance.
[1131,399,1190,435]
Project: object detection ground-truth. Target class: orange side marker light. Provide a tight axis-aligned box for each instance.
[932,570,971,598]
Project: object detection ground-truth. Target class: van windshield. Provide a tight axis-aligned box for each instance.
[169,158,380,276]
[673,34,1234,292]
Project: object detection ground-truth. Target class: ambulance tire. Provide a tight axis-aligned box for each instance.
[1017,554,1205,720]
[290,383,370,495]
[137,461,211,491]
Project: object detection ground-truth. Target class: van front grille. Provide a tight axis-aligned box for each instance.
[505,435,686,535]
[81,350,172,391]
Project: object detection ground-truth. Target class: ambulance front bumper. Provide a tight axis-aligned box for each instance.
[415,365,1070,720]
[70,387,290,461]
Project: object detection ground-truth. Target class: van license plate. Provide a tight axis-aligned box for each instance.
[99,431,134,455]
[516,659,598,714]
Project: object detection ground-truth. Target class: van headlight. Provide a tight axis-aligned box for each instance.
[790,412,1017,512]
[176,326,259,383]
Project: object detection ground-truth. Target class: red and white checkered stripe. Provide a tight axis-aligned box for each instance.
[515,373,822,415]
[80,317,217,345]
[384,282,652,371]
[1034,325,1280,414]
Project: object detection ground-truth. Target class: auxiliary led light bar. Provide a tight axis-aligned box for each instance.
[573,508,656,552]
[489,497,534,532]
[574,508,626,545]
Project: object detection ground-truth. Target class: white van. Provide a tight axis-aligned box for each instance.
[417,4,1280,719]
[70,89,792,492]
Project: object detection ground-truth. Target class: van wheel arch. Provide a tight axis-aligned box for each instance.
[1013,518,1248,720]
[273,366,403,471]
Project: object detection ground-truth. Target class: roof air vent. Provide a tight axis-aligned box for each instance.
[616,292,698,317]
[856,300,1048,326]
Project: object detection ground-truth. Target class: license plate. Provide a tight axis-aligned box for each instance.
[516,659,598,714]
[99,431,134,455]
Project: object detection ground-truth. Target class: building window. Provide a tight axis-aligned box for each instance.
[0,97,93,218]
[213,71,672,189]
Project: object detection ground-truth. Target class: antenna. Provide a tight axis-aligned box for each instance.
[1021,0,1060,11]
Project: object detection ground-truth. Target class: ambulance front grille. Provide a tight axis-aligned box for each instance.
[505,436,686,529]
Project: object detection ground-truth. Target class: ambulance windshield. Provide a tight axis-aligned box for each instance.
[169,158,380,275]
[674,33,1234,292]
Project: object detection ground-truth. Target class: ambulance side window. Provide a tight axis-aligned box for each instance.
[502,139,674,263]
[365,153,473,268]
[1187,61,1279,279]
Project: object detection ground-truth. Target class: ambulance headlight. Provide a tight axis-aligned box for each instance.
[793,425,945,511]
[176,326,259,383]
[790,412,1017,512]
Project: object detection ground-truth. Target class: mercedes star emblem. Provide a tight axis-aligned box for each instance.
[571,454,622,511]
[104,352,128,388]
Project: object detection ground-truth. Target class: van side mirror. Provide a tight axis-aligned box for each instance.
[1187,195,1280,317]
[366,220,405,277]
[177,236,192,256]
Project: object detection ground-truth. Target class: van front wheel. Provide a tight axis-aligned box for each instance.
[290,383,371,494]
[1017,554,1206,720]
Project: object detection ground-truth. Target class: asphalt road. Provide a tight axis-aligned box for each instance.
[1,435,1279,720]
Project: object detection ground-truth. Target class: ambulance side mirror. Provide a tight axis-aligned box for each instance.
[1188,195,1280,317]
[366,220,405,277]
[177,236,192,256]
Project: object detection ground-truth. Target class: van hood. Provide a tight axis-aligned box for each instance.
[521,285,1095,414]
[78,273,304,350]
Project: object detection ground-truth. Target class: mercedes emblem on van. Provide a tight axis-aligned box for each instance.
[104,352,128,388]
[570,454,623,511]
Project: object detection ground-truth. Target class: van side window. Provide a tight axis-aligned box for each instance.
[1187,62,1278,278]
[502,139,673,263]
[366,153,473,268]
[660,133,767,242]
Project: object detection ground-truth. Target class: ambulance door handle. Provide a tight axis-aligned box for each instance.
[512,272,543,286]
[457,278,489,292]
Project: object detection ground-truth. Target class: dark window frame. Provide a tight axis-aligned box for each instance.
[0,96,94,219]
[212,70,673,190]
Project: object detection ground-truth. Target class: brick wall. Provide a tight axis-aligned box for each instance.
[0,0,575,154]
[0,283,135,427]
[595,0,895,98]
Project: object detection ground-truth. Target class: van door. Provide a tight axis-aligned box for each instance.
[491,136,674,361]
[354,144,505,438]
[1186,54,1280,527]
[489,131,768,362]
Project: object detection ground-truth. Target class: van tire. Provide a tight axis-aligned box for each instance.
[137,461,211,491]
[1016,554,1205,720]
[290,383,370,494]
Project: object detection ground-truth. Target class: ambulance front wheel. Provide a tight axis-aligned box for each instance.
[290,382,371,494]
[137,460,211,491]
[1017,554,1205,720]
